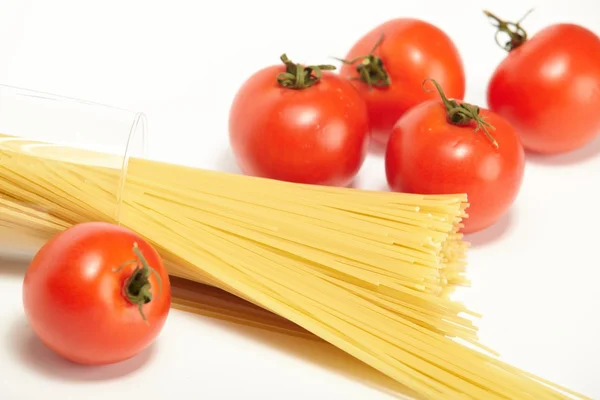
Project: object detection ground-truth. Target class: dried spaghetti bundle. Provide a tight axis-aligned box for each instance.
[0,134,586,399]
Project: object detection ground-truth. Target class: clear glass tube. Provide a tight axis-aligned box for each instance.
[0,84,147,258]
[0,85,313,338]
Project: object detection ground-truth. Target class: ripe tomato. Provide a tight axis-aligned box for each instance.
[485,11,600,154]
[22,222,171,365]
[228,54,370,187]
[385,80,525,234]
[338,18,465,146]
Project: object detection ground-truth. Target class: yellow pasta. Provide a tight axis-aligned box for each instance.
[0,133,587,399]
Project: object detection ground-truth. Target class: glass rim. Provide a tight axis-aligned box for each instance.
[0,82,149,222]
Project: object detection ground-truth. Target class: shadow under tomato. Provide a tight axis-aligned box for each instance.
[0,259,28,278]
[525,135,600,166]
[368,139,387,156]
[464,210,515,248]
[345,179,360,189]
[215,148,243,175]
[7,316,157,382]
[216,148,366,190]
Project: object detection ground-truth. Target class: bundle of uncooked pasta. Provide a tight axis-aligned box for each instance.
[0,134,585,399]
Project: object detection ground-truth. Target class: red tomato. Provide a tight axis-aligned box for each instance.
[486,12,600,154]
[228,54,370,187]
[385,80,525,234]
[339,18,465,146]
[22,222,171,365]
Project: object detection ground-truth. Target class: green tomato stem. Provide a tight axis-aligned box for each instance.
[484,9,534,52]
[114,242,163,324]
[335,33,391,90]
[276,54,336,90]
[423,78,499,148]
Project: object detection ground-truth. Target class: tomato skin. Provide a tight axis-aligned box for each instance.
[487,23,600,154]
[22,222,171,365]
[385,100,525,234]
[228,66,370,187]
[340,19,465,146]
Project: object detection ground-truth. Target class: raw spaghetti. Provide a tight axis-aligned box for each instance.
[0,134,587,399]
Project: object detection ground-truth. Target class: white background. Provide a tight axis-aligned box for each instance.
[0,0,599,398]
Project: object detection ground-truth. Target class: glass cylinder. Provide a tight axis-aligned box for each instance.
[0,90,310,337]
[0,84,147,259]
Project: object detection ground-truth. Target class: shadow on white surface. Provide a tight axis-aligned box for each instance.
[368,139,387,156]
[215,148,242,174]
[0,260,27,278]
[526,135,600,166]
[6,316,157,381]
[189,313,420,400]
[464,210,515,248]
[215,148,363,190]
[346,180,360,189]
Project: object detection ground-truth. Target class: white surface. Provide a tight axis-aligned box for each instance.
[1,0,600,398]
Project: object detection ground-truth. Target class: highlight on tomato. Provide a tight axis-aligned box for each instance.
[485,9,600,155]
[385,79,525,234]
[228,54,370,187]
[22,222,171,365]
[337,18,466,147]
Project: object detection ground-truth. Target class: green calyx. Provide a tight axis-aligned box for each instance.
[423,78,498,148]
[276,54,336,90]
[335,34,391,90]
[484,9,534,52]
[114,242,163,324]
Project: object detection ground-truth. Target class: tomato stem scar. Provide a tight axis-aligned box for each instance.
[423,78,499,148]
[335,33,391,90]
[484,9,534,52]
[118,242,163,324]
[276,54,336,90]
